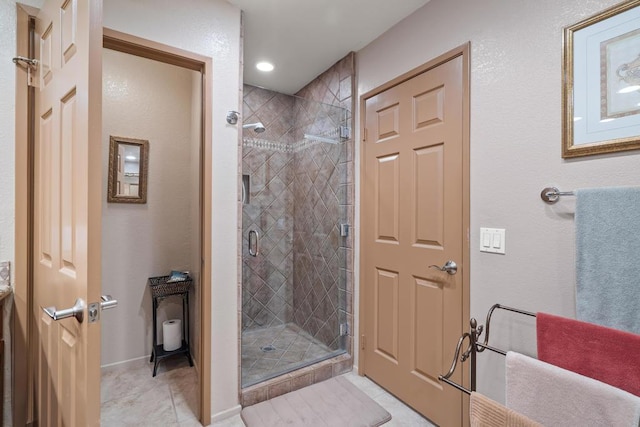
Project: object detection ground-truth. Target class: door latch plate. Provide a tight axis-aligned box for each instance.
[88,302,99,323]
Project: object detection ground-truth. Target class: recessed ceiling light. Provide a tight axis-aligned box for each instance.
[256,61,274,72]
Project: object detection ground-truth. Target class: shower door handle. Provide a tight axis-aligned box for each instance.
[248,230,260,257]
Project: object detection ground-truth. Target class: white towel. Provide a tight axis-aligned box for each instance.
[505,351,640,427]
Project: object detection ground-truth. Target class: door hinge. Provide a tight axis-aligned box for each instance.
[361,334,366,350]
[13,56,38,87]
[27,67,35,87]
[363,128,368,142]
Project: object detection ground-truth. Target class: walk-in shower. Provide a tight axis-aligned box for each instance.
[241,84,350,387]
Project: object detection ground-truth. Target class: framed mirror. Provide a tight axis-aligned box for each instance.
[108,136,149,203]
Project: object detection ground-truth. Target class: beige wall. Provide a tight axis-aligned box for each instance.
[356,0,639,404]
[101,48,198,366]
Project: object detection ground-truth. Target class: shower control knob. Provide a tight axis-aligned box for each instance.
[429,260,458,275]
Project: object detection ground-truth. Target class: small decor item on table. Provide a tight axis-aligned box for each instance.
[166,270,190,283]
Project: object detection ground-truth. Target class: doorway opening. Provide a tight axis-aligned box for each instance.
[100,39,201,424]
[102,28,211,422]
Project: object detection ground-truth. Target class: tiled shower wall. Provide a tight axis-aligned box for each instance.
[242,86,296,330]
[292,53,355,350]
[241,52,355,353]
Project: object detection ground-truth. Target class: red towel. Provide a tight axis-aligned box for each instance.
[537,312,640,396]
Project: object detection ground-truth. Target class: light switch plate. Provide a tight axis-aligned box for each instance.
[480,228,506,254]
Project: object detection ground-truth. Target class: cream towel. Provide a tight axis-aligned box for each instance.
[506,351,640,427]
[470,392,542,427]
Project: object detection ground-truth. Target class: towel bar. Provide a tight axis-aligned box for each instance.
[541,186,575,204]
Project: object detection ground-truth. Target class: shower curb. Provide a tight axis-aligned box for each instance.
[241,353,352,407]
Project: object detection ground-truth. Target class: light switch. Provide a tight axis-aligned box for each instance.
[482,232,491,247]
[492,233,501,248]
[480,228,506,254]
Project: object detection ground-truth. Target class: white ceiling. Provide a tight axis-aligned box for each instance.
[229,0,429,95]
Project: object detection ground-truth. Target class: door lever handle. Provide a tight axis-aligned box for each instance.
[100,295,118,310]
[43,298,85,323]
[429,260,458,275]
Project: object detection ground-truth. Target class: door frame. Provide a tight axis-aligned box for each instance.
[14,22,213,424]
[358,43,470,423]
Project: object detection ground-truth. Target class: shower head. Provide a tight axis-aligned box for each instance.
[242,122,266,133]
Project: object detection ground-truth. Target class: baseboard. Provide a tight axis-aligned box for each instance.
[211,404,241,423]
[100,355,149,372]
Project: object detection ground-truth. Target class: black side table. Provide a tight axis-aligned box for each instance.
[148,275,194,376]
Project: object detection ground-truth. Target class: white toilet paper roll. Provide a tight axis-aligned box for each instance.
[162,319,182,351]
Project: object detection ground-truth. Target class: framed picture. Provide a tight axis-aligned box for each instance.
[563,0,640,158]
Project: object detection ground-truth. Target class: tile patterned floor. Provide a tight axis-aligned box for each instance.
[102,358,435,427]
[101,356,200,427]
[241,323,336,387]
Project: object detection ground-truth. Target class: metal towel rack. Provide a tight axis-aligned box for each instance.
[540,186,575,204]
[438,303,536,395]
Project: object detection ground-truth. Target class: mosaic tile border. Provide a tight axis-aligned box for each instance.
[243,135,346,153]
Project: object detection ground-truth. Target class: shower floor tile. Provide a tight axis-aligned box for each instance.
[241,323,335,387]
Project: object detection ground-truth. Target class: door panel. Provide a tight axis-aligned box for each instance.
[375,154,400,242]
[413,144,444,247]
[374,268,399,362]
[34,0,102,425]
[362,54,465,426]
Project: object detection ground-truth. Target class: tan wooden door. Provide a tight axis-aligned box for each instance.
[361,54,466,426]
[34,0,102,425]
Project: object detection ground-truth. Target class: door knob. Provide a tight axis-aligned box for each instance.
[43,298,85,323]
[429,260,458,275]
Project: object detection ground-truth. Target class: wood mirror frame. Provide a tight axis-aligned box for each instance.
[107,135,149,203]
